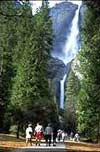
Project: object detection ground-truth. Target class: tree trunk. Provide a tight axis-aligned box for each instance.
[96,123,100,143]
[16,123,20,139]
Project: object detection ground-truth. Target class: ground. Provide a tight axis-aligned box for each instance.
[0,134,100,151]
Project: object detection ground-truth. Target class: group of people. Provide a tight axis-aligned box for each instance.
[26,123,80,147]
[69,131,80,142]
[26,123,57,146]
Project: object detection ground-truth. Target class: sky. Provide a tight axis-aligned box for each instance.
[30,0,82,15]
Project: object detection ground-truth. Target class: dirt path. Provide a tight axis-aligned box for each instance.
[0,134,100,152]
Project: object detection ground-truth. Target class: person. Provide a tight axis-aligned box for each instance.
[70,131,74,140]
[52,127,57,146]
[62,131,65,142]
[74,133,80,142]
[34,122,43,146]
[57,129,62,142]
[65,132,68,140]
[26,124,33,146]
[44,123,53,146]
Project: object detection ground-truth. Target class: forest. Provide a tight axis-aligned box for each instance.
[0,0,100,143]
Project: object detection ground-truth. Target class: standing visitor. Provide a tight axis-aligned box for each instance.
[57,129,62,142]
[45,123,53,146]
[52,127,57,146]
[70,131,74,140]
[74,132,80,142]
[26,124,33,146]
[34,122,43,146]
[62,131,65,142]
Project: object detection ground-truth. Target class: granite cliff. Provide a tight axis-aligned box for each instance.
[50,2,78,58]
[48,2,85,106]
[48,2,85,81]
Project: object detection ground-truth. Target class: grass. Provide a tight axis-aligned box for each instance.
[0,133,25,151]
[65,140,100,151]
[0,134,24,142]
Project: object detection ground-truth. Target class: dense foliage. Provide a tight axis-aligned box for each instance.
[0,1,18,131]
[64,67,80,133]
[64,1,100,142]
[0,0,100,143]
[0,0,59,137]
[77,2,100,141]
[77,1,100,142]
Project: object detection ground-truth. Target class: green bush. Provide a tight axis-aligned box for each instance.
[9,125,17,134]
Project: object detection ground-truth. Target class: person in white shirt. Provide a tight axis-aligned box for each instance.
[34,123,43,146]
[26,124,33,146]
[74,133,80,142]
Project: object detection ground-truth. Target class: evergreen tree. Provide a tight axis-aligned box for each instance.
[77,1,100,142]
[64,67,80,132]
[0,1,18,131]
[9,0,55,137]
[42,0,49,8]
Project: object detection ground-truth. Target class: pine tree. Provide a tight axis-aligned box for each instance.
[10,0,55,137]
[0,1,35,133]
[64,68,80,132]
[77,1,100,142]
[0,1,18,131]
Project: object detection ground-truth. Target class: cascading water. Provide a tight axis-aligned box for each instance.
[30,0,82,109]
[60,1,82,109]
[60,74,67,109]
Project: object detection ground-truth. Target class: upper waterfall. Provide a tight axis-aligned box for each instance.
[52,1,82,64]
[62,1,82,64]
[30,1,82,65]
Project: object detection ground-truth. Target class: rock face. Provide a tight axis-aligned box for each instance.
[48,2,85,106]
[47,57,71,107]
[49,2,78,57]
[48,2,80,105]
[79,4,87,29]
[47,57,66,106]
[48,57,66,81]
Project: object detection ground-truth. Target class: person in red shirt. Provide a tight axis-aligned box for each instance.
[34,123,43,146]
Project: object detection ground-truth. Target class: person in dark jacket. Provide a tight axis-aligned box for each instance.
[44,123,53,146]
[53,127,57,146]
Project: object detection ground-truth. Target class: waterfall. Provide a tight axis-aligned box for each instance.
[60,1,82,109]
[30,0,82,109]
[60,74,67,109]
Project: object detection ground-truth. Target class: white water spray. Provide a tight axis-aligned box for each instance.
[61,1,82,65]
[60,74,67,109]
[60,1,82,109]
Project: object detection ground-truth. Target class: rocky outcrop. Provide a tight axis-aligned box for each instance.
[79,4,87,29]
[48,2,78,105]
[47,57,66,106]
[47,57,72,107]
[48,2,85,106]
[49,2,78,57]
[47,57,66,81]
